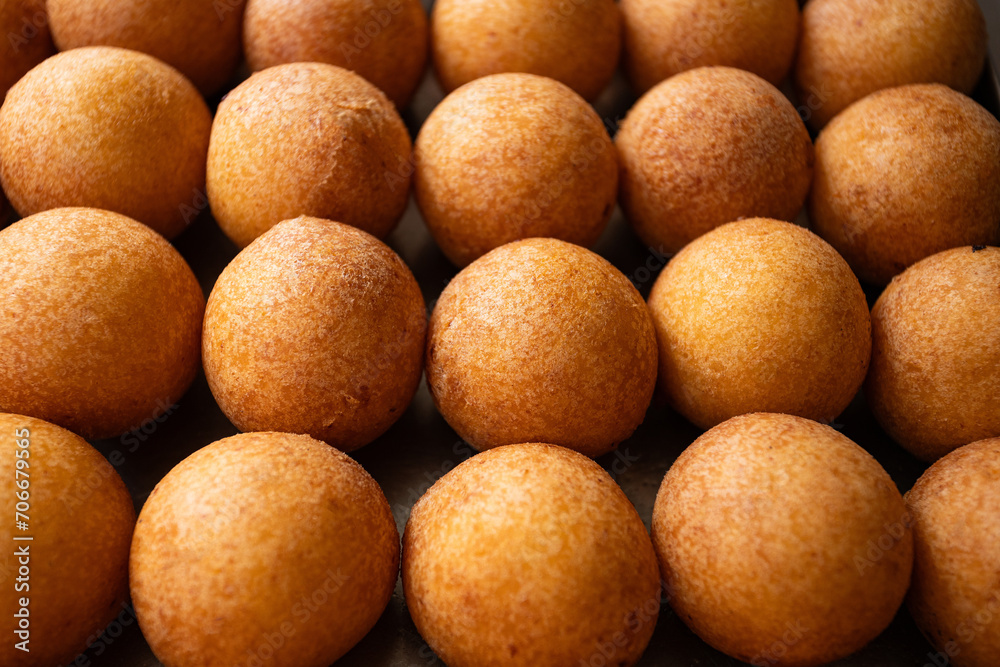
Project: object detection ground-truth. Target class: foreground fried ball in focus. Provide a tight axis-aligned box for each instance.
[47,0,246,96]
[426,238,657,457]
[648,218,870,430]
[207,63,412,248]
[0,0,54,98]
[0,47,211,239]
[0,208,204,439]
[866,246,1000,461]
[653,413,912,666]
[621,0,799,94]
[203,217,426,451]
[0,413,134,667]
[431,0,620,101]
[906,438,1000,667]
[812,85,1000,285]
[415,73,617,267]
[131,432,399,667]
[244,0,428,108]
[795,0,987,130]
[617,67,813,254]
[403,443,661,667]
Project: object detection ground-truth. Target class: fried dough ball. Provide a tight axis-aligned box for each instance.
[426,238,657,457]
[866,246,1000,461]
[47,0,246,96]
[906,437,1000,667]
[203,217,426,451]
[0,47,212,239]
[621,0,800,94]
[0,0,54,98]
[652,413,913,666]
[244,0,428,108]
[647,218,870,430]
[795,0,987,130]
[403,443,661,667]
[130,432,399,667]
[430,0,621,101]
[414,73,617,267]
[0,413,135,667]
[811,84,1000,285]
[617,67,813,254]
[0,208,204,440]
[207,63,412,248]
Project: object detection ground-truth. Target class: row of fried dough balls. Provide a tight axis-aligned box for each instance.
[0,0,997,273]
[3,412,1000,667]
[0,2,998,667]
[2,211,999,667]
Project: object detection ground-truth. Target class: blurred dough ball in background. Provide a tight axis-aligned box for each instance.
[652,413,913,667]
[415,73,617,267]
[866,246,1000,462]
[203,217,427,452]
[426,238,657,458]
[795,0,987,130]
[431,0,621,101]
[621,0,799,95]
[647,218,871,430]
[811,84,1000,285]
[130,432,399,667]
[617,67,813,256]
[244,0,428,109]
[0,208,205,440]
[906,437,1000,667]
[46,0,246,97]
[0,46,211,240]
[403,443,661,667]
[0,413,135,667]
[0,0,54,99]
[207,62,412,249]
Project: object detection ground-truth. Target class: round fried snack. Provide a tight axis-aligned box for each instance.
[403,443,661,667]
[244,0,428,108]
[653,413,913,666]
[906,437,1000,667]
[617,67,813,254]
[414,73,617,267]
[866,246,1000,461]
[426,238,657,458]
[203,217,426,451]
[431,0,621,101]
[0,46,211,239]
[0,208,205,440]
[621,0,800,94]
[130,432,399,667]
[0,413,135,667]
[795,0,987,130]
[207,63,412,248]
[811,84,1000,285]
[0,0,54,98]
[47,0,246,96]
[647,218,870,430]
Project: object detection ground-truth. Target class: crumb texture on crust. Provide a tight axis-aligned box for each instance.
[866,246,1000,461]
[403,443,661,667]
[130,431,400,667]
[652,413,912,666]
[647,218,870,430]
[0,208,205,439]
[426,238,658,457]
[415,73,618,267]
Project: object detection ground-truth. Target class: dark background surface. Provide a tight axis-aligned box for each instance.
[22,1,1000,666]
